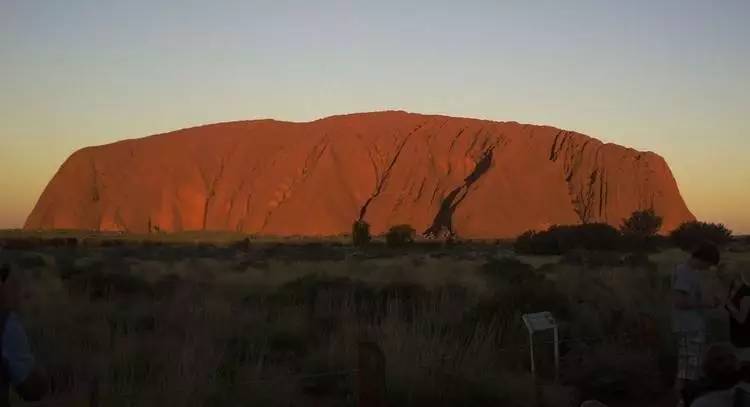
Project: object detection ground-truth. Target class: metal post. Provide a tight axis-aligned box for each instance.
[529,331,536,378]
[523,312,557,382]
[553,326,560,383]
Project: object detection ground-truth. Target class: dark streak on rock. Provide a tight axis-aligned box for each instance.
[424,146,495,238]
[358,122,425,220]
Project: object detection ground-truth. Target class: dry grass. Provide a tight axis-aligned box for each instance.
[3,241,749,406]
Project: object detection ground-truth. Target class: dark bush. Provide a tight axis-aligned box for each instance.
[230,238,251,251]
[514,230,541,254]
[466,272,568,327]
[0,238,42,250]
[622,234,669,253]
[515,224,623,255]
[352,220,371,247]
[386,224,416,247]
[481,257,535,286]
[0,251,48,269]
[514,229,563,255]
[670,221,733,251]
[621,209,663,238]
[100,239,127,247]
[47,237,78,247]
[559,224,622,252]
[621,209,663,252]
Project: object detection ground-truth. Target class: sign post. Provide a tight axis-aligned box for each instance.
[522,311,559,382]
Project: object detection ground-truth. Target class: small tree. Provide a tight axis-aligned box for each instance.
[352,220,372,247]
[386,225,416,247]
[621,209,663,238]
[514,230,554,255]
[621,209,663,252]
[556,223,622,253]
[514,223,623,255]
[670,221,733,251]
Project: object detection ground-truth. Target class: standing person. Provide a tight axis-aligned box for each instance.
[724,269,750,363]
[672,243,722,404]
[1,263,49,406]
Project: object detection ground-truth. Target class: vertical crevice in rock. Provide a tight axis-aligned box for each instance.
[91,159,101,203]
[89,158,104,231]
[414,178,427,203]
[448,128,466,153]
[424,147,494,238]
[202,158,226,230]
[549,131,565,161]
[558,139,611,225]
[358,123,424,221]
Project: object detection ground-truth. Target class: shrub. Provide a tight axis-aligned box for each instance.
[559,223,622,252]
[352,220,372,247]
[481,257,535,286]
[514,230,562,255]
[515,224,623,255]
[621,209,663,238]
[670,221,733,251]
[386,224,416,247]
[621,209,664,252]
[1,252,48,269]
[515,231,540,254]
[467,270,568,324]
[230,238,251,250]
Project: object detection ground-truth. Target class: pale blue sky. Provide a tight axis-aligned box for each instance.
[1,0,748,231]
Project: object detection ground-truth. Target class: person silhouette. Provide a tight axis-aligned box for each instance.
[1,263,49,406]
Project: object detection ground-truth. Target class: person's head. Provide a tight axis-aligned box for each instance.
[690,242,721,271]
[702,344,739,387]
[0,263,30,310]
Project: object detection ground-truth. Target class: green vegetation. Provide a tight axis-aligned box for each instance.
[514,223,622,255]
[3,237,744,406]
[620,209,664,252]
[620,209,663,238]
[1,220,746,406]
[351,221,371,247]
[670,221,733,251]
[385,224,416,247]
[514,212,737,256]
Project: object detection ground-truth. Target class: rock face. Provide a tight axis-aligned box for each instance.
[25,111,695,238]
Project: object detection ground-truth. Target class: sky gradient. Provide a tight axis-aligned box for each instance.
[1,0,748,233]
